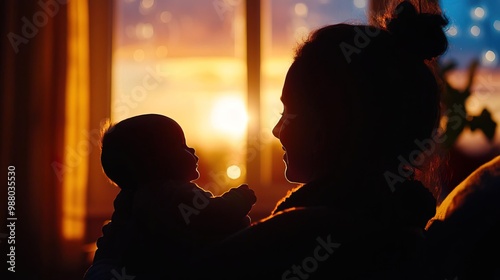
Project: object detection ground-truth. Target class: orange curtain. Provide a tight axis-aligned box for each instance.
[62,0,89,242]
[0,0,90,278]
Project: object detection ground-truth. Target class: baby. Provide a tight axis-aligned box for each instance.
[89,113,256,278]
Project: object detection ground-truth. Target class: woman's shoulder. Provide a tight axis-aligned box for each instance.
[425,155,500,279]
[429,155,500,225]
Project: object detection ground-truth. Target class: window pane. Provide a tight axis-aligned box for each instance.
[112,0,371,216]
[113,0,246,195]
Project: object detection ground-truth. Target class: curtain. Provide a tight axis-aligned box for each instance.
[0,0,91,278]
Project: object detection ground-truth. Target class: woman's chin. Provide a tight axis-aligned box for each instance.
[186,170,200,182]
[191,171,200,181]
[284,168,307,184]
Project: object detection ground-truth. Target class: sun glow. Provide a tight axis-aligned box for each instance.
[227,165,242,179]
[210,96,248,136]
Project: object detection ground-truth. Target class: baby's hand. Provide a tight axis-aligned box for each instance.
[234,184,257,205]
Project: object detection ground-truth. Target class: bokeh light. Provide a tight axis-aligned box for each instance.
[155,45,168,58]
[226,165,242,179]
[354,0,367,9]
[470,25,481,37]
[210,96,248,136]
[140,0,154,14]
[294,26,309,42]
[485,50,496,62]
[447,25,458,36]
[294,3,308,17]
[472,7,485,19]
[136,22,154,39]
[160,11,172,23]
[133,49,145,61]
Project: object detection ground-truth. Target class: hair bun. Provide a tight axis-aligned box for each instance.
[386,1,448,60]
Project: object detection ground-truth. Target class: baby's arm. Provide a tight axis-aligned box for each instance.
[182,184,257,235]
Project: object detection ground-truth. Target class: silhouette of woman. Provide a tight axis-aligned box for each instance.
[188,1,449,279]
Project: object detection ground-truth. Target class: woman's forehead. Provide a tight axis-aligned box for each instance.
[281,62,303,104]
[281,61,321,111]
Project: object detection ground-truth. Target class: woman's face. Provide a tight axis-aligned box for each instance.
[272,63,324,184]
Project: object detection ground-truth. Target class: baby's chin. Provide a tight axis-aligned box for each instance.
[188,170,200,182]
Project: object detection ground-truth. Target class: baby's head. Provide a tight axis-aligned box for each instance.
[100,114,199,190]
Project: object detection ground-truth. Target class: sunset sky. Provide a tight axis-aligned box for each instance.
[111,0,500,196]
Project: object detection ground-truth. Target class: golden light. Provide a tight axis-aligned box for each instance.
[136,23,154,39]
[133,49,145,62]
[62,0,89,240]
[294,26,309,41]
[227,165,242,179]
[141,0,154,9]
[210,96,248,136]
[354,0,367,9]
[125,25,135,38]
[156,45,168,58]
[160,11,172,23]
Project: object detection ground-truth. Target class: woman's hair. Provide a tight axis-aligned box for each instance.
[291,1,448,186]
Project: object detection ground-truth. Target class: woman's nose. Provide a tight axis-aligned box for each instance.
[272,119,282,139]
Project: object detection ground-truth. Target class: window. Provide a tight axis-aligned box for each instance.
[113,0,248,199]
[83,0,500,267]
[107,0,500,217]
[112,0,370,218]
